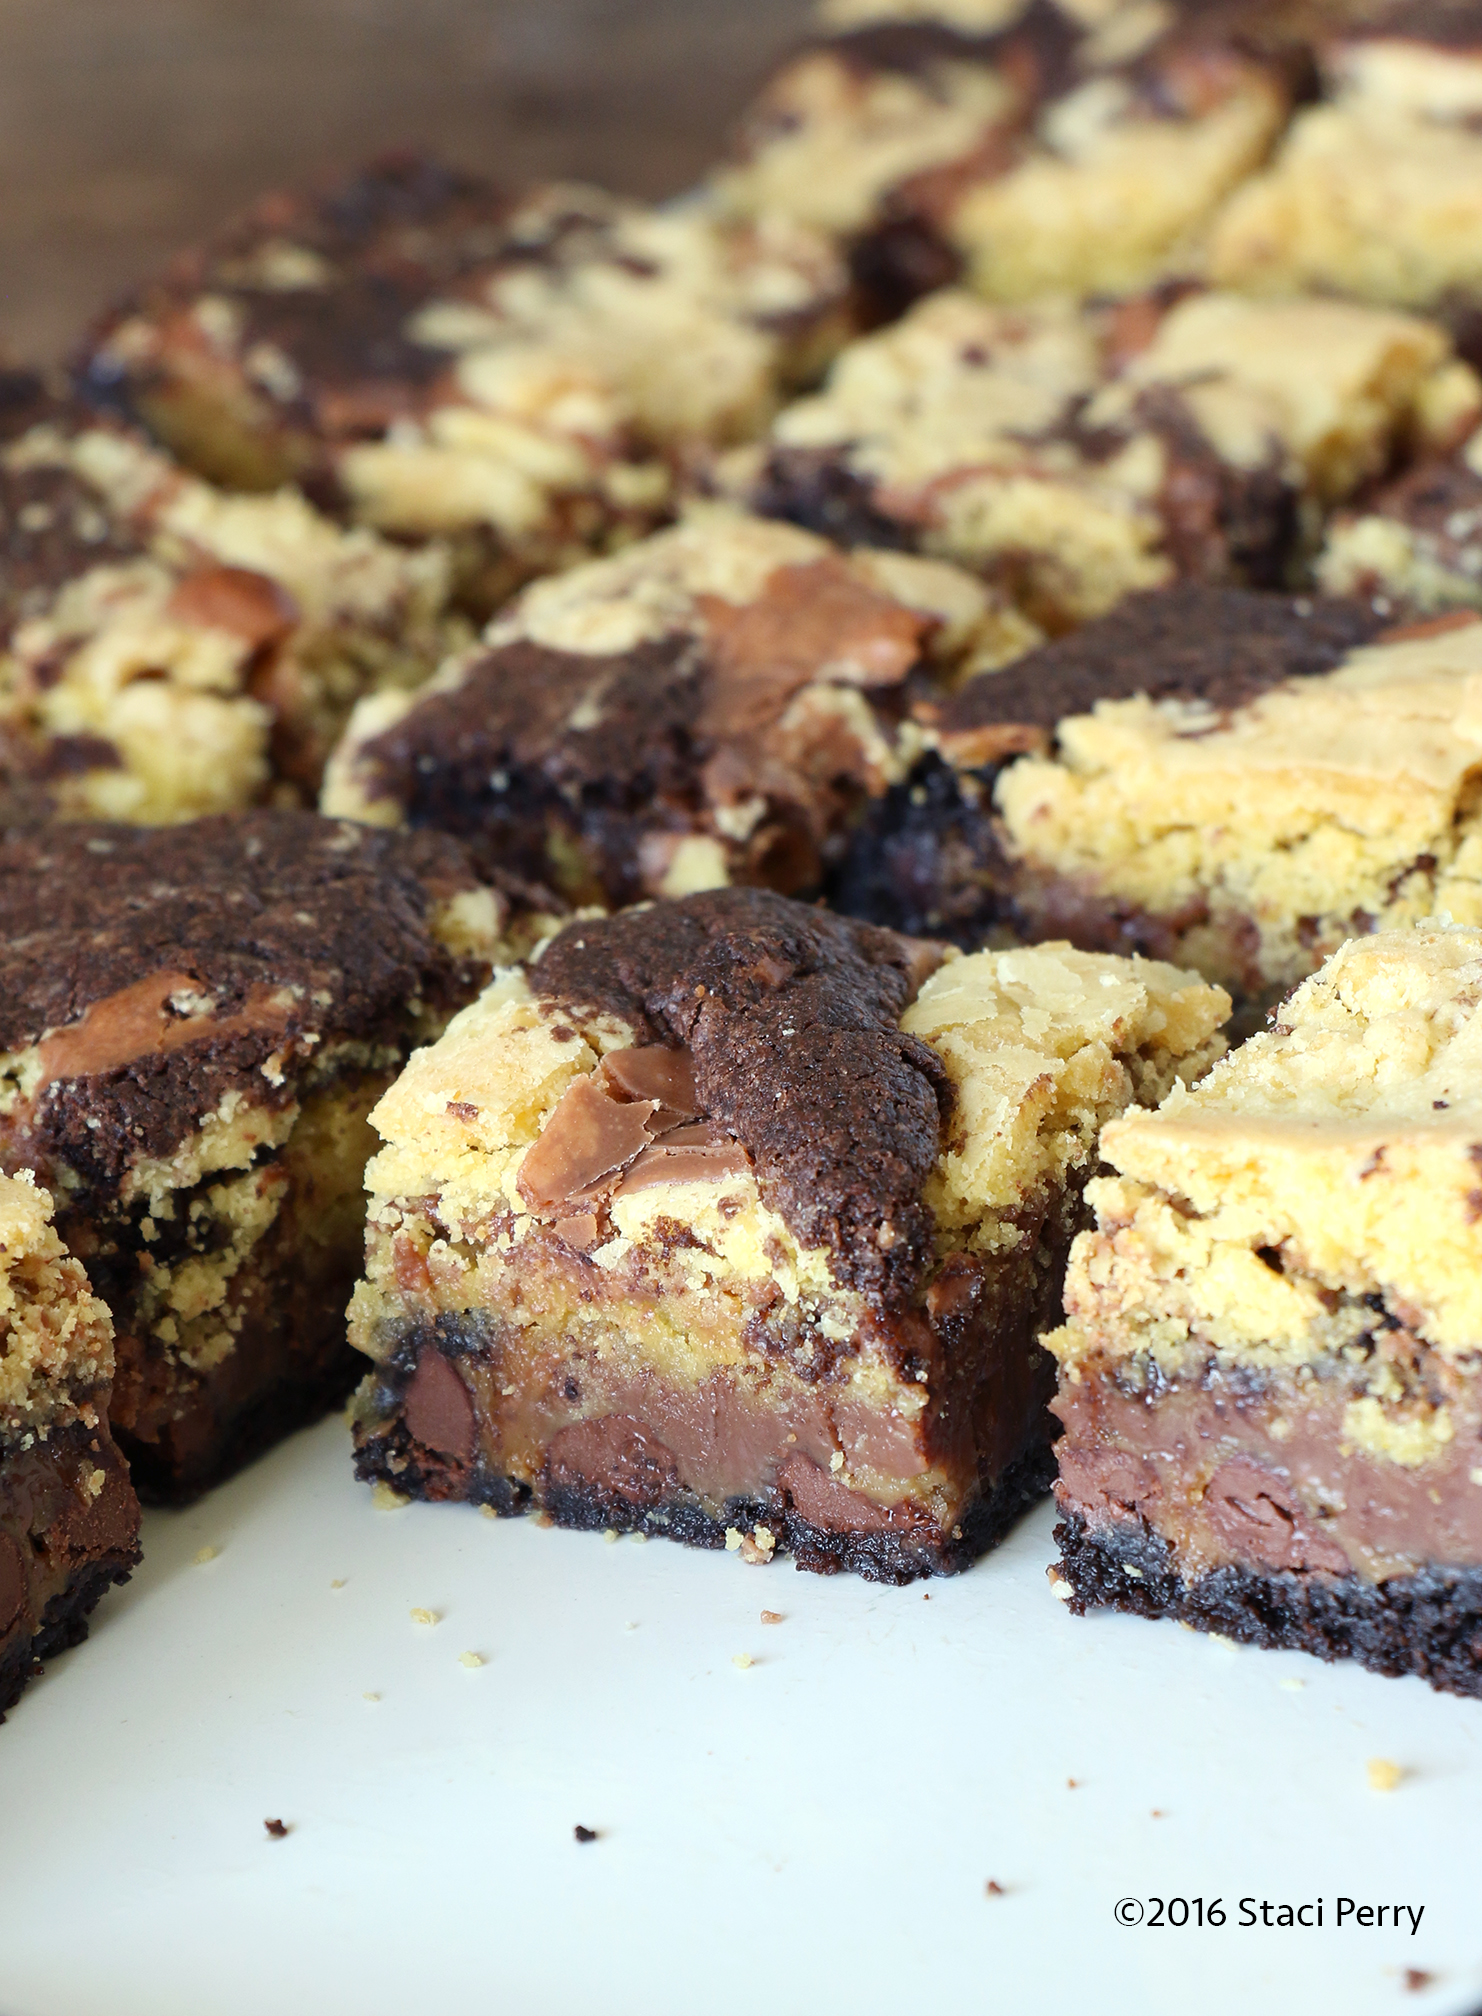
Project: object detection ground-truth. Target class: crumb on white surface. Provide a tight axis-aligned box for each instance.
[410,1607,440,1626]
[1279,1677,1305,1692]
[372,1482,409,1511]
[1048,1575,1074,1601]
[1367,1758,1405,1793]
[603,1528,619,1543]
[362,1692,381,1702]
[192,1545,219,1565]
[760,1610,783,1625]
[732,1653,754,1670]
[458,1651,484,1669]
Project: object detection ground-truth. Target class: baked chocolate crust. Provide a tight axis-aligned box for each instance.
[0,454,145,646]
[827,751,1016,945]
[0,811,483,1190]
[358,1410,1057,1584]
[531,888,950,1307]
[1055,1508,1482,1698]
[936,584,1392,745]
[0,1420,141,1717]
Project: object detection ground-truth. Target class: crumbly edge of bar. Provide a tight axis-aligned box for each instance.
[1054,1507,1482,1698]
[355,1410,1058,1585]
[0,1552,136,1720]
[0,1173,114,1445]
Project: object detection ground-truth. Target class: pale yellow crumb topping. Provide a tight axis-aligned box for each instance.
[996,619,1482,992]
[1051,929,1482,1398]
[1209,39,1482,311]
[951,60,1286,302]
[0,1169,115,1437]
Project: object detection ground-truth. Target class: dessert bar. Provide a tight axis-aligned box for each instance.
[77,157,851,615]
[0,811,512,1500]
[349,886,1226,1581]
[0,374,451,816]
[715,0,1296,316]
[1318,416,1482,613]
[0,1170,139,1716]
[1049,925,1482,1698]
[321,508,1037,907]
[729,284,1469,629]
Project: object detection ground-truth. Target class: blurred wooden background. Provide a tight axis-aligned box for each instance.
[0,0,810,364]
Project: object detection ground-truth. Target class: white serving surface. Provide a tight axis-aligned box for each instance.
[2,1415,1479,2016]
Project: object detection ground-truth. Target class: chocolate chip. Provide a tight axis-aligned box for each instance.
[517,1073,657,1211]
[402,1349,477,1463]
[573,1824,598,1843]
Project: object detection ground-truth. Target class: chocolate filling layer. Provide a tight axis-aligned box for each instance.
[0,1418,140,1717]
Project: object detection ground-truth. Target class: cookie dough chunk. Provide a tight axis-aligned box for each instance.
[321,510,1038,907]
[1210,12,1482,356]
[77,158,851,614]
[349,888,1227,1580]
[1318,420,1482,612]
[0,811,512,1501]
[736,286,1461,628]
[1049,925,1482,1698]
[714,2,1293,315]
[0,386,452,816]
[0,1171,139,1716]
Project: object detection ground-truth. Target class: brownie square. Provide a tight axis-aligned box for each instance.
[713,1,1296,316]
[731,283,1467,630]
[320,509,1038,908]
[0,1170,139,1717]
[1210,9,1482,366]
[0,811,517,1501]
[1048,925,1482,1698]
[349,887,1227,1582]
[76,157,852,616]
[831,584,1482,1018]
[0,375,451,815]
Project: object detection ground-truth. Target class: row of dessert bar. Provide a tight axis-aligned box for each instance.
[4,0,1482,1715]
[3,0,1482,835]
[5,830,1481,1714]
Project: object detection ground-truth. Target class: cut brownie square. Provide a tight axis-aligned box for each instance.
[0,811,516,1501]
[0,376,452,815]
[320,509,1038,908]
[0,1169,140,1716]
[1048,924,1482,1698]
[730,285,1465,629]
[76,157,852,615]
[831,582,1397,977]
[1318,418,1482,613]
[349,887,1227,1582]
[714,0,1295,316]
[1210,9,1482,365]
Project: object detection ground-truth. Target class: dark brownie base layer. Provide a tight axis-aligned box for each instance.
[356,1420,1057,1584]
[1055,1509,1482,1700]
[0,1423,141,1718]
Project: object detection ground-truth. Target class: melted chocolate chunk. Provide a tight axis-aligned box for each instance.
[749,448,922,553]
[0,811,484,1193]
[531,888,950,1308]
[938,585,1390,744]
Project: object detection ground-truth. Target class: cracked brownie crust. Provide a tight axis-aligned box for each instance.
[349,886,1227,1578]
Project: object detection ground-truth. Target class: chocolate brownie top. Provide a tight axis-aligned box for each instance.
[531,887,950,1309]
[0,812,483,1194]
[826,0,1081,92]
[0,389,143,644]
[939,585,1390,744]
[1367,453,1482,535]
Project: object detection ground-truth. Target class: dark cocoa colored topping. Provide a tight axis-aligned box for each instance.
[402,1348,476,1463]
[750,447,923,553]
[826,0,1082,101]
[1333,0,1482,53]
[1364,453,1482,541]
[0,459,144,645]
[573,1825,599,1844]
[356,562,934,906]
[531,887,951,1306]
[0,810,483,1193]
[938,585,1390,746]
